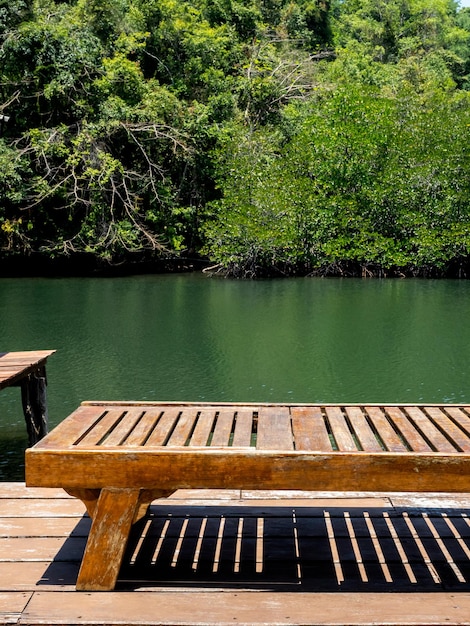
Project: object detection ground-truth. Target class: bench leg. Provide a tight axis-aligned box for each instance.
[75,488,174,591]
[76,488,142,591]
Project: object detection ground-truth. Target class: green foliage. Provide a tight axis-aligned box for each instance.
[0,0,33,34]
[1,0,470,275]
[204,86,470,275]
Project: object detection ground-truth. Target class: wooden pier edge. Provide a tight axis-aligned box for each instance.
[0,350,55,445]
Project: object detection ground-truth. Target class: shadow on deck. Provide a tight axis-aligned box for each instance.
[41,503,470,592]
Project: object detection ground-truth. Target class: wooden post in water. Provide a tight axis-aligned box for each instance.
[20,366,49,446]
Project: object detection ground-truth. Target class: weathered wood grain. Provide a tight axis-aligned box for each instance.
[19,590,470,625]
[231,409,255,447]
[188,410,216,447]
[76,489,142,591]
[291,406,332,451]
[257,407,293,450]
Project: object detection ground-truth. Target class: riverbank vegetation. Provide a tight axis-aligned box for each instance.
[1,0,470,276]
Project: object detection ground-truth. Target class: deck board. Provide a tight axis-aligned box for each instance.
[17,590,470,626]
[0,350,55,390]
[4,483,470,623]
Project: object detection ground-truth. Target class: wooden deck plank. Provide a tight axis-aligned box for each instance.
[0,483,72,499]
[20,590,470,625]
[0,591,32,623]
[0,562,79,591]
[0,367,26,375]
[0,498,86,517]
[257,407,293,450]
[291,406,332,451]
[0,536,84,561]
[0,517,88,537]
[0,350,55,360]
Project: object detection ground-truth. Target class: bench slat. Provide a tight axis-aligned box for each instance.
[421,407,470,452]
[325,407,358,451]
[231,409,255,447]
[144,409,181,446]
[166,409,199,447]
[123,409,162,446]
[384,407,432,452]
[405,407,458,453]
[210,409,235,447]
[257,407,293,450]
[77,409,125,447]
[345,407,383,452]
[364,407,408,452]
[188,410,216,447]
[291,406,332,451]
[445,408,470,439]
[100,408,144,446]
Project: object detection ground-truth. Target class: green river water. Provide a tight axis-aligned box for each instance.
[1,274,469,480]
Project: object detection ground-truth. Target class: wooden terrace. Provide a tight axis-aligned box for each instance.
[3,482,470,624]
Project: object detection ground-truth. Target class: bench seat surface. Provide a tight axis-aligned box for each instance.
[26,402,470,493]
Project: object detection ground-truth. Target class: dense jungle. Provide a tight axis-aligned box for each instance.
[1,0,470,277]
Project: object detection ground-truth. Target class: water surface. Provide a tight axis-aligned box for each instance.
[1,274,469,479]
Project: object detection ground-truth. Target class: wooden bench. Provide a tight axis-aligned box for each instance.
[0,350,55,444]
[25,401,470,591]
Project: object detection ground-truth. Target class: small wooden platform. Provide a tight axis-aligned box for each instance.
[4,483,470,624]
[0,351,55,390]
[0,350,55,445]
